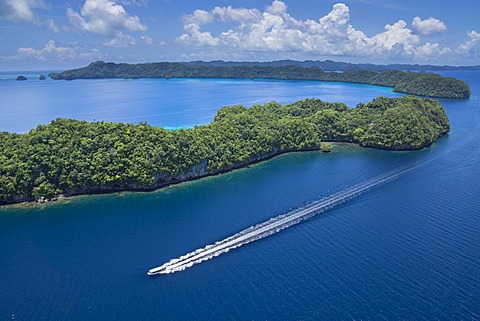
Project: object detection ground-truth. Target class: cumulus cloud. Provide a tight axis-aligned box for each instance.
[16,40,76,61]
[303,3,369,54]
[369,20,420,56]
[177,21,219,46]
[178,2,416,57]
[266,0,288,15]
[177,1,470,62]
[67,0,147,36]
[412,16,448,36]
[211,6,261,24]
[456,30,480,57]
[0,0,45,23]
[5,40,106,62]
[415,42,453,60]
[182,9,215,25]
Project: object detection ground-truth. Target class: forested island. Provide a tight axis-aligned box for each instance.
[49,61,471,99]
[0,96,449,205]
[182,59,480,72]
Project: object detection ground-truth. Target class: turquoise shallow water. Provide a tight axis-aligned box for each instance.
[0,72,479,320]
[0,72,402,133]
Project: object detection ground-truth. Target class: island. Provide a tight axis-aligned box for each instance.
[49,61,471,99]
[181,59,480,72]
[16,76,27,81]
[0,96,449,205]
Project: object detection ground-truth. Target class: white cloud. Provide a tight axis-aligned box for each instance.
[5,40,106,62]
[415,42,453,60]
[304,3,369,54]
[412,16,448,36]
[456,30,480,57]
[103,31,136,47]
[211,6,261,24]
[47,18,69,33]
[369,20,420,56]
[0,0,45,23]
[17,40,75,61]
[141,35,153,44]
[47,18,60,32]
[266,0,288,15]
[182,9,214,25]
[177,1,472,62]
[78,48,104,60]
[177,23,219,46]
[67,0,147,36]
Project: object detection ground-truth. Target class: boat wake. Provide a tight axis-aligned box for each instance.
[147,163,422,275]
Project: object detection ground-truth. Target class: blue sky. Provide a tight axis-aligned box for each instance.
[0,0,479,70]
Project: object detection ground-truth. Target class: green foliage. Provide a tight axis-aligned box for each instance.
[349,96,450,149]
[49,61,471,99]
[320,143,332,152]
[0,96,449,204]
[393,74,471,99]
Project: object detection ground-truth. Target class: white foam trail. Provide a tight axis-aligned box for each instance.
[147,163,422,275]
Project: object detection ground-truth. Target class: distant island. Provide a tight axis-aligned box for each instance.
[180,59,480,72]
[0,96,449,205]
[49,61,471,99]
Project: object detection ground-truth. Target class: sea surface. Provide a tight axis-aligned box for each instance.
[0,71,479,320]
[0,71,402,133]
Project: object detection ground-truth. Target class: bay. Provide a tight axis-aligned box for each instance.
[0,71,479,320]
[0,72,401,133]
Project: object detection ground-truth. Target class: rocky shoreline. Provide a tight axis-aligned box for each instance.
[1,138,442,208]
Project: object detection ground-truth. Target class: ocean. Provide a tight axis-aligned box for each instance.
[0,71,479,320]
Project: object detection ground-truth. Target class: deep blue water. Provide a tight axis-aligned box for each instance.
[1,71,479,320]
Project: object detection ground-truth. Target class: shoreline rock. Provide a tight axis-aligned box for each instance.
[0,137,447,208]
